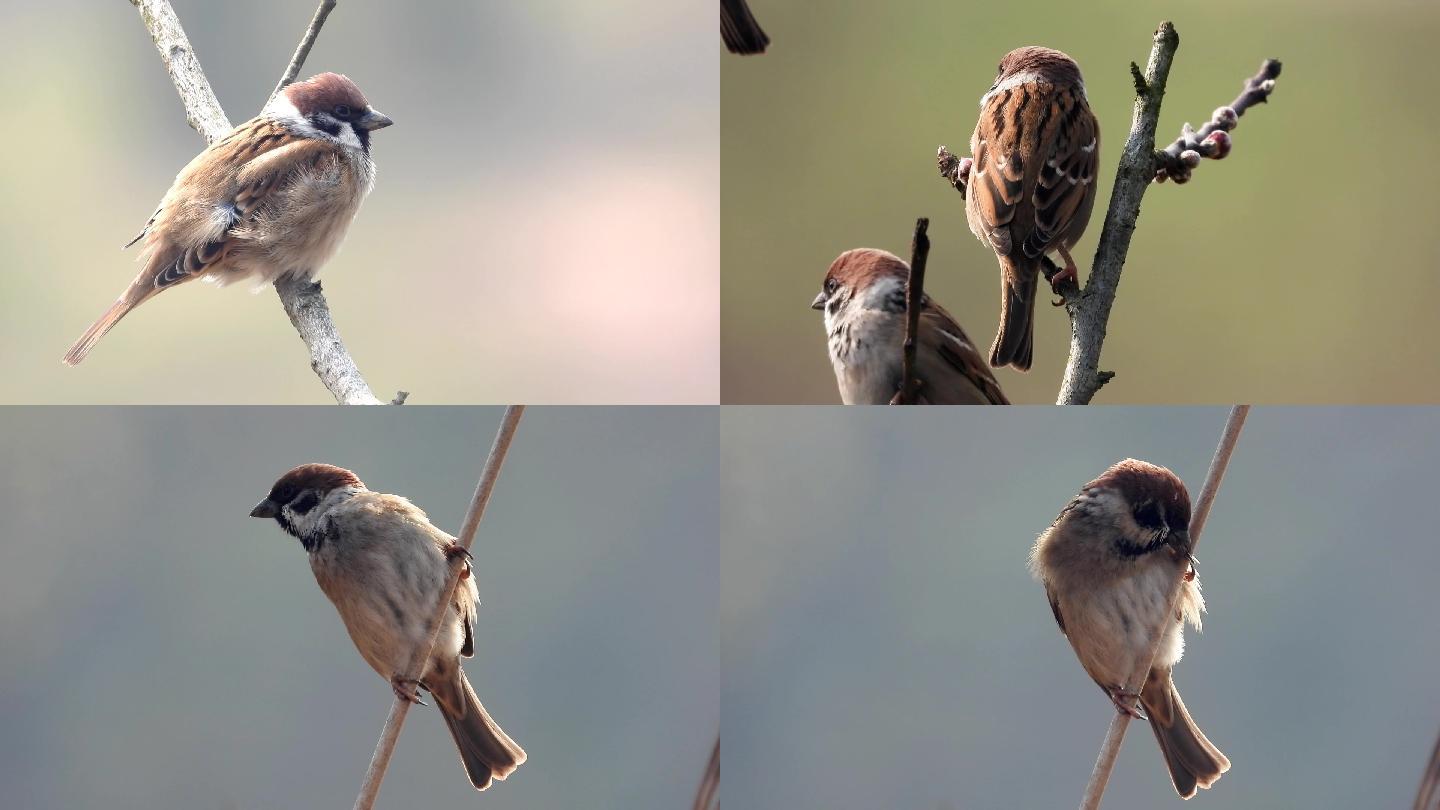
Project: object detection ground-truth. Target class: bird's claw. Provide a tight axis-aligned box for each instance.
[1108,686,1146,719]
[391,676,427,706]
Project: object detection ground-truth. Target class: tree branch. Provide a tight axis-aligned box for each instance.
[890,217,930,405]
[129,0,230,139]
[1416,725,1440,810]
[936,24,1280,404]
[127,0,402,405]
[353,406,526,809]
[270,0,338,102]
[1055,22,1180,405]
[1155,59,1282,184]
[692,735,720,810]
[1078,405,1249,809]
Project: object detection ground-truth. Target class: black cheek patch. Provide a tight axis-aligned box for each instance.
[290,490,320,515]
[1132,500,1164,531]
[311,116,342,138]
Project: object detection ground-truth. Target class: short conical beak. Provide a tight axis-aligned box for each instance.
[250,500,278,519]
[810,291,827,310]
[358,108,394,131]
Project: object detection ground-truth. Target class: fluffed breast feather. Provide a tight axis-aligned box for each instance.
[139,121,360,290]
[321,491,479,633]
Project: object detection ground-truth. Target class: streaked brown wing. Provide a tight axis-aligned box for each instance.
[918,303,1011,404]
[967,89,1029,255]
[145,119,333,289]
[1024,95,1099,259]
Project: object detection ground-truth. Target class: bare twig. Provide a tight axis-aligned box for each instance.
[127,0,401,405]
[353,406,526,810]
[692,735,720,810]
[1078,405,1249,810]
[721,0,769,54]
[1155,59,1282,184]
[1416,725,1440,810]
[890,217,931,404]
[271,0,338,102]
[936,24,1279,404]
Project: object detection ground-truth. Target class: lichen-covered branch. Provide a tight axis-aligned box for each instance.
[353,406,526,809]
[937,23,1280,405]
[1054,22,1180,405]
[890,217,931,405]
[1079,405,1249,809]
[276,276,407,405]
[130,0,231,139]
[128,0,402,405]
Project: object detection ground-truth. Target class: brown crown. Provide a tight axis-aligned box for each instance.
[824,248,909,292]
[1092,458,1192,527]
[282,72,370,115]
[997,46,1084,86]
[264,463,365,505]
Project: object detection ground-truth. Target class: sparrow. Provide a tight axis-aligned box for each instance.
[1029,459,1229,799]
[811,248,1009,404]
[721,0,769,54]
[250,463,525,791]
[966,46,1100,371]
[62,73,393,365]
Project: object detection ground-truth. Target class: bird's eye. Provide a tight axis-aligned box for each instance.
[824,278,838,294]
[333,104,352,118]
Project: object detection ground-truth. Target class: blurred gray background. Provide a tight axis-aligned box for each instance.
[0,407,716,808]
[722,407,1440,808]
[0,0,716,403]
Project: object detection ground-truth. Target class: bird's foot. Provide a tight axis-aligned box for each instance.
[1107,686,1146,719]
[391,676,427,706]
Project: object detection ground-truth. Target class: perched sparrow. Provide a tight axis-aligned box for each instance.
[721,0,769,54]
[250,463,525,791]
[966,47,1100,371]
[62,73,392,365]
[1030,459,1229,799]
[811,248,1009,404]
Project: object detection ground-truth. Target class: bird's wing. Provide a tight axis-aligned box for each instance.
[1023,95,1099,259]
[1045,582,1067,635]
[918,303,1010,404]
[142,119,336,289]
[967,95,1028,256]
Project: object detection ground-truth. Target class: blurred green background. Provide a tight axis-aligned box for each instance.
[0,0,716,403]
[722,1,1440,403]
[722,407,1440,807]
[0,407,716,808]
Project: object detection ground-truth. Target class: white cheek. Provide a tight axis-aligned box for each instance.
[855,276,903,310]
[334,121,362,150]
[263,95,305,126]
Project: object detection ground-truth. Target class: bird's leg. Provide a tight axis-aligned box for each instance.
[1049,246,1080,298]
